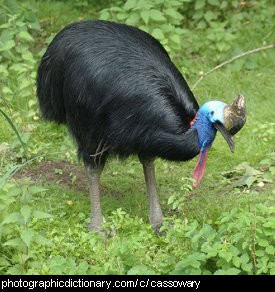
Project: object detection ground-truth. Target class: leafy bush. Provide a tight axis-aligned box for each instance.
[99,0,274,66]
[0,181,52,274]
[0,0,40,121]
[0,0,274,276]
[100,0,187,54]
[167,177,193,211]
[1,184,274,275]
[0,0,47,163]
[170,199,275,275]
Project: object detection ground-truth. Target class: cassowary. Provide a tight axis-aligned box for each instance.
[37,20,246,233]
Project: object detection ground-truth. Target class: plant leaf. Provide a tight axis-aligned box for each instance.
[195,0,205,10]
[123,0,137,10]
[34,234,50,245]
[2,212,23,225]
[18,31,34,42]
[29,186,48,194]
[3,237,24,248]
[20,205,32,224]
[6,264,24,275]
[150,10,166,22]
[33,210,52,219]
[165,8,183,20]
[234,175,257,188]
[170,34,181,44]
[152,28,165,40]
[214,268,241,275]
[127,265,156,275]
[208,0,219,6]
[20,229,34,248]
[0,109,26,150]
[141,10,150,24]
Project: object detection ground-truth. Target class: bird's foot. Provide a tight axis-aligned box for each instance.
[150,215,164,235]
[88,223,105,236]
[150,209,163,235]
[88,215,105,236]
[88,223,115,238]
[152,222,163,235]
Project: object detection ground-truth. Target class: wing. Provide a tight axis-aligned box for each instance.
[57,20,199,158]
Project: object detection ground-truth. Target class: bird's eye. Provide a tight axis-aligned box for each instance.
[211,111,214,116]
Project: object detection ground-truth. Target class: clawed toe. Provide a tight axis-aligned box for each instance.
[88,223,116,238]
[152,222,164,235]
[88,223,105,236]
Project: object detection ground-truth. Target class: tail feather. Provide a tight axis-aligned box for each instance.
[36,53,66,124]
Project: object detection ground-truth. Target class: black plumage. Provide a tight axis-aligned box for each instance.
[37,20,200,166]
[37,20,206,233]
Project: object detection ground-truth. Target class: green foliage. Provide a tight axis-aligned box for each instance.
[0,0,274,276]
[1,183,273,275]
[0,0,40,144]
[0,1,39,158]
[0,108,26,150]
[0,1,74,163]
[168,177,193,211]
[0,179,52,274]
[234,163,262,188]
[100,0,187,54]
[99,0,274,65]
[259,152,275,184]
[170,197,275,275]
[252,122,275,144]
[220,152,275,188]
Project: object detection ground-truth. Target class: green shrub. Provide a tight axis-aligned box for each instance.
[1,182,273,275]
[99,0,274,65]
[0,0,274,276]
[169,197,275,275]
[100,0,187,54]
[0,179,52,274]
[0,0,40,121]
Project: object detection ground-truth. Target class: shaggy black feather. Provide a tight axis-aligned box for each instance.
[37,20,200,166]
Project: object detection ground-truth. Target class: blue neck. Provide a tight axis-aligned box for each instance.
[192,113,217,151]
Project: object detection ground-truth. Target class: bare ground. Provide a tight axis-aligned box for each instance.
[14,160,92,194]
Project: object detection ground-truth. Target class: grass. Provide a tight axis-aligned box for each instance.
[10,64,274,223]
[4,0,275,227]
[0,0,274,275]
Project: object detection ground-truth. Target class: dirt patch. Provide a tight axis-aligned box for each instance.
[14,160,105,195]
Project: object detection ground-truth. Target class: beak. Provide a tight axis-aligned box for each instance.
[214,122,235,152]
[224,94,246,136]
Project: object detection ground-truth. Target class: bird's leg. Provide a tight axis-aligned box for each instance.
[139,156,163,233]
[86,163,105,234]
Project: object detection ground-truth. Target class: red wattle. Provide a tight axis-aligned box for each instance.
[192,149,208,188]
[189,113,198,127]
